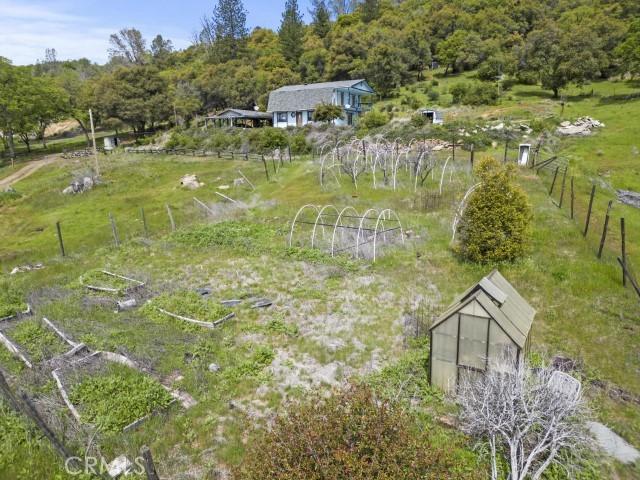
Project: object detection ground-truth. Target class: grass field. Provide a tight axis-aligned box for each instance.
[1,77,640,479]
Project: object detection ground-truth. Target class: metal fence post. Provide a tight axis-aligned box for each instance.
[55,221,66,257]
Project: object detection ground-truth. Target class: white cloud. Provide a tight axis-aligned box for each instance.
[0,0,190,65]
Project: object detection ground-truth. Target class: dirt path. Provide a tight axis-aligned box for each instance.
[0,154,62,189]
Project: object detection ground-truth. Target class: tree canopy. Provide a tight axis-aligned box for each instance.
[1,0,638,159]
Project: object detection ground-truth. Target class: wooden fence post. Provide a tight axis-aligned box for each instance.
[287,145,292,163]
[55,221,66,257]
[140,445,160,480]
[166,204,176,232]
[271,156,277,174]
[452,133,456,162]
[621,218,626,286]
[597,200,613,259]
[503,137,509,163]
[140,207,149,238]
[362,139,367,160]
[558,167,567,208]
[570,176,575,219]
[109,213,120,247]
[469,144,475,169]
[584,185,596,237]
[549,166,559,195]
[261,155,270,181]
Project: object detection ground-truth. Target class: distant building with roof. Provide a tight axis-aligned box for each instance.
[267,79,375,128]
[429,270,535,393]
[204,108,272,128]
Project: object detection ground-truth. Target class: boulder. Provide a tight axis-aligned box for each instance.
[557,116,604,136]
[208,363,221,373]
[180,174,204,190]
[62,176,96,195]
[617,190,640,209]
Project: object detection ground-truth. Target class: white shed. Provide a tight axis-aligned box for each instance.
[420,109,444,124]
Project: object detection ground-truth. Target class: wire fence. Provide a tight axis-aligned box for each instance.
[534,155,639,300]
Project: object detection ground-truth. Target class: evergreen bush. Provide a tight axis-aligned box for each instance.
[456,157,532,263]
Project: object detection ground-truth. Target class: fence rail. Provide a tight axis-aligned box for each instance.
[124,147,298,163]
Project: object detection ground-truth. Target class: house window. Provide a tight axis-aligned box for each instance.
[277,112,287,123]
[307,111,314,121]
[340,92,345,105]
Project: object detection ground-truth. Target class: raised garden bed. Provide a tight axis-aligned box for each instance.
[142,291,234,330]
[53,352,174,433]
[0,317,78,368]
[79,270,145,295]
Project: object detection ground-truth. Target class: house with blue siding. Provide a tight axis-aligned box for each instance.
[267,79,375,128]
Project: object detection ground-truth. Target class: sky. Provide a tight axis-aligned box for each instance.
[0,0,314,65]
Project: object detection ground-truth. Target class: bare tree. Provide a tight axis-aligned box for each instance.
[457,356,591,480]
[108,28,148,65]
[328,0,357,16]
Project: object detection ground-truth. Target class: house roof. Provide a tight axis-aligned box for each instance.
[267,79,374,113]
[207,108,271,120]
[430,270,535,348]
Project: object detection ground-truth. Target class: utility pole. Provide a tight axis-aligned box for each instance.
[89,109,100,177]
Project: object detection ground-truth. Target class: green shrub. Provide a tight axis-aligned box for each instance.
[456,157,532,263]
[0,280,27,318]
[427,90,440,102]
[410,113,427,128]
[451,82,500,105]
[477,57,504,81]
[313,103,343,123]
[250,127,289,153]
[359,110,390,130]
[400,94,422,110]
[234,383,483,479]
[166,131,199,149]
[288,133,310,154]
[69,363,172,433]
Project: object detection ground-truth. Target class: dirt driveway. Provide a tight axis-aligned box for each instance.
[0,154,62,189]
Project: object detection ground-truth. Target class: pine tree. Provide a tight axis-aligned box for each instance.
[201,0,248,61]
[310,0,331,38]
[279,0,306,65]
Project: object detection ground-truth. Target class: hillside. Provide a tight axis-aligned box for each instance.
[1,75,640,478]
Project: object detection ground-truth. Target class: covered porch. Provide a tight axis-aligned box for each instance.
[205,109,272,128]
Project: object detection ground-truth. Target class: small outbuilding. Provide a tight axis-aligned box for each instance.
[205,109,273,128]
[429,270,535,392]
[419,108,444,124]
